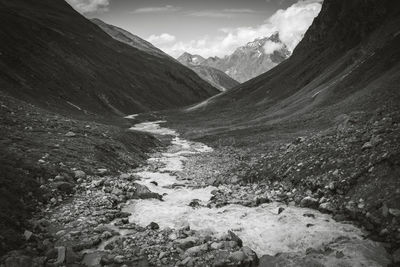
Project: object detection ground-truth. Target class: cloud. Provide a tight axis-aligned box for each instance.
[131,5,181,14]
[150,0,322,58]
[263,40,285,54]
[147,33,176,46]
[268,0,323,50]
[66,0,110,14]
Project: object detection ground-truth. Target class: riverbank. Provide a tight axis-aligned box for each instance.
[1,119,397,266]
[0,93,161,258]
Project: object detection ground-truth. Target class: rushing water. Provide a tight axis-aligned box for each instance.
[125,120,390,266]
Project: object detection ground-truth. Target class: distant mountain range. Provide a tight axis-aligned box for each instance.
[199,33,291,83]
[177,53,239,91]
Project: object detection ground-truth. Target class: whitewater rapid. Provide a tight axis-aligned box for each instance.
[125,120,389,266]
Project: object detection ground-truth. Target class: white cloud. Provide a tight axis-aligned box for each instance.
[268,0,323,50]
[66,0,110,14]
[263,40,285,54]
[151,0,322,58]
[131,5,181,14]
[147,33,176,46]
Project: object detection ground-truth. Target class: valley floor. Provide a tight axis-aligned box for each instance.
[2,115,399,266]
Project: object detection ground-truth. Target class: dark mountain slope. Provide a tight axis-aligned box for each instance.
[91,18,170,60]
[177,52,240,91]
[0,0,218,118]
[175,0,400,140]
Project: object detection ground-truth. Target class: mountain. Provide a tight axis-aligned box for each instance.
[177,52,240,91]
[178,52,206,66]
[0,0,218,119]
[182,0,400,131]
[201,33,291,83]
[91,18,170,60]
[168,0,400,255]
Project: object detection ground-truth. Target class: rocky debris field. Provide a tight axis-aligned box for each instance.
[0,147,258,267]
[181,107,400,264]
[1,98,400,266]
[0,93,160,256]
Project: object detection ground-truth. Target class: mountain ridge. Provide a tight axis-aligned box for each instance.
[177,52,240,91]
[0,0,218,119]
[200,33,291,83]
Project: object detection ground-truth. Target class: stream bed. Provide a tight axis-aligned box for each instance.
[122,120,390,266]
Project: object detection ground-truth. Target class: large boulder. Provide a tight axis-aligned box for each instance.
[133,183,162,200]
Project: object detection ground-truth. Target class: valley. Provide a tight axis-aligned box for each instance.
[1,0,400,266]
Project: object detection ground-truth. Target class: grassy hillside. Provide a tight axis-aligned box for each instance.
[0,0,218,119]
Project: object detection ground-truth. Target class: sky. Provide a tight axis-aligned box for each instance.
[66,0,323,58]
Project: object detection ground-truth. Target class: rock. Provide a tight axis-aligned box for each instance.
[300,196,319,208]
[4,253,33,267]
[66,247,81,264]
[278,207,285,215]
[148,222,159,230]
[210,242,223,250]
[361,142,373,149]
[229,250,246,262]
[54,175,65,182]
[382,203,389,217]
[97,168,108,175]
[24,230,33,241]
[188,199,201,208]
[65,131,76,137]
[185,244,208,256]
[228,230,243,247]
[175,236,199,249]
[242,246,259,265]
[181,257,193,266]
[53,246,66,265]
[389,208,400,217]
[53,181,74,194]
[134,183,162,200]
[319,202,335,213]
[114,255,125,263]
[393,248,400,264]
[150,181,158,186]
[74,170,86,180]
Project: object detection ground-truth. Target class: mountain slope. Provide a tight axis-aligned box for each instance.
[177,52,240,91]
[166,0,400,255]
[179,0,400,138]
[0,0,218,118]
[91,18,170,60]
[201,33,290,83]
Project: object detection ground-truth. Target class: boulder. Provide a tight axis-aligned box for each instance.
[300,196,319,209]
[319,202,335,213]
[185,244,208,256]
[74,170,86,180]
[65,131,76,137]
[53,182,74,194]
[228,230,243,247]
[175,236,199,249]
[134,183,162,200]
[229,251,246,262]
[147,222,159,230]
